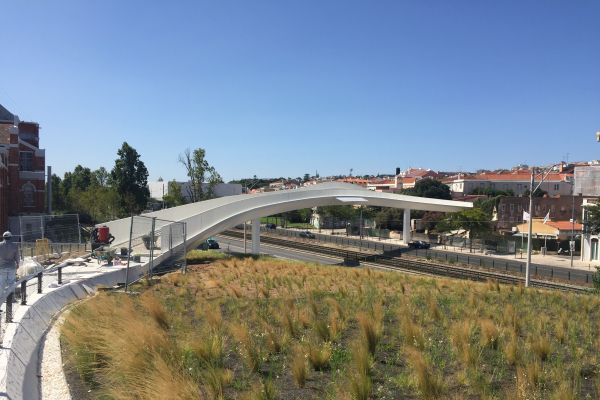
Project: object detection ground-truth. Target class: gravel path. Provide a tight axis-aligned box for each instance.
[40,313,71,400]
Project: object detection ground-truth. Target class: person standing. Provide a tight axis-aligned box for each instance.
[0,231,20,302]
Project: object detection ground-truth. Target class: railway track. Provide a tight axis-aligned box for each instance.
[220,230,591,294]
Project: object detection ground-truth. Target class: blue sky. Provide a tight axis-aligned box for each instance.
[1,1,598,182]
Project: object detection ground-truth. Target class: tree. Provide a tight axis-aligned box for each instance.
[163,180,187,208]
[374,208,404,230]
[585,202,600,235]
[110,142,150,215]
[402,178,452,200]
[71,165,94,191]
[524,188,548,197]
[94,167,110,187]
[179,148,223,202]
[437,208,492,251]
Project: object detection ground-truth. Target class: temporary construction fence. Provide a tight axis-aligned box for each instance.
[18,240,90,261]
[9,214,81,243]
[124,215,187,290]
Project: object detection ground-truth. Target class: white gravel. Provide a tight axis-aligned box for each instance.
[40,313,71,400]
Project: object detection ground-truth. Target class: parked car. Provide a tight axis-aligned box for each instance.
[408,240,430,249]
[265,223,277,229]
[206,238,220,249]
[299,230,316,239]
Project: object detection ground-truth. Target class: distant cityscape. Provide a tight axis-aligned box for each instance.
[3,101,600,263]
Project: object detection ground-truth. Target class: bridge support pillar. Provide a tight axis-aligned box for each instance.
[251,218,260,254]
[403,208,411,245]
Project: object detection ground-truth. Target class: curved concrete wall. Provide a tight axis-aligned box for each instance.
[0,257,158,400]
[104,182,472,250]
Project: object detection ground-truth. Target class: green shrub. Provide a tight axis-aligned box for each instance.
[186,249,228,264]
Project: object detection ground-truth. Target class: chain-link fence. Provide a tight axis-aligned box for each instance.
[10,214,81,243]
[124,215,187,288]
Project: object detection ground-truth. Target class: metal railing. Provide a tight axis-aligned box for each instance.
[230,228,595,288]
[1,242,90,325]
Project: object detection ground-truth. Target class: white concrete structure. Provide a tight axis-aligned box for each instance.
[574,166,600,197]
[148,181,242,201]
[105,182,472,252]
[444,172,573,196]
[0,259,151,400]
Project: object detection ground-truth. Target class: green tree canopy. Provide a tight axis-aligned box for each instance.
[110,142,150,215]
[437,208,492,238]
[402,178,452,200]
[163,180,187,208]
[585,202,600,235]
[179,148,223,202]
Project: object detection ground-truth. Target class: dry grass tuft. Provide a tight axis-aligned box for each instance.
[349,371,372,400]
[357,311,383,355]
[405,346,443,399]
[308,342,331,371]
[290,347,307,388]
[399,313,424,349]
[504,333,519,366]
[530,335,552,362]
[230,323,261,372]
[479,318,499,349]
[140,292,169,330]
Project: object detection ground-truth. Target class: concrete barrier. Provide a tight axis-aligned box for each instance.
[0,262,148,400]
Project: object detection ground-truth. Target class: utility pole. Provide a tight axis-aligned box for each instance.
[525,172,534,287]
[571,194,575,267]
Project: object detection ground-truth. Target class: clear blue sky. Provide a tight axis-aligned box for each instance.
[1,1,599,182]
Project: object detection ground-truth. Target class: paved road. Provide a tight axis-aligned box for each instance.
[216,235,344,266]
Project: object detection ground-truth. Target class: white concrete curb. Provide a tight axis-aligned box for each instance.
[0,262,148,400]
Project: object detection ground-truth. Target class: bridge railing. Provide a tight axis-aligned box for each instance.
[124,215,187,289]
[0,242,92,339]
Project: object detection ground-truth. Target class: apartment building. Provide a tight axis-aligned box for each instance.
[444,171,573,197]
[0,104,46,232]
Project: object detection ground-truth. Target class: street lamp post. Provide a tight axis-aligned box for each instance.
[525,172,534,286]
[525,163,562,287]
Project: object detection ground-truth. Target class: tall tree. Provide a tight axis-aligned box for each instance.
[163,180,187,208]
[585,202,600,235]
[178,148,223,202]
[71,165,94,191]
[110,142,150,215]
[437,208,492,251]
[402,178,452,200]
[94,167,110,187]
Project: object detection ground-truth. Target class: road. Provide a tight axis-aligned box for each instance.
[215,235,344,266]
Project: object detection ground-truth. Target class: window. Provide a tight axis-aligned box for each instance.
[510,204,514,213]
[554,184,559,191]
[500,204,505,212]
[19,151,33,171]
[23,183,35,207]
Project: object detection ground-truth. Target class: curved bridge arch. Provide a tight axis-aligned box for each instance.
[104,182,472,252]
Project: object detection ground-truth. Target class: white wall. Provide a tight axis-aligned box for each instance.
[148,181,242,201]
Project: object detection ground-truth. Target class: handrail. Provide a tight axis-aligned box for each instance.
[1,243,90,323]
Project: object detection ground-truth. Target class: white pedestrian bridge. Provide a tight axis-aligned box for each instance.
[1,182,471,400]
[105,182,472,253]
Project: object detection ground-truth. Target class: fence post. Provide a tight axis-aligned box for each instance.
[568,271,571,280]
[58,266,63,285]
[182,222,187,274]
[5,293,13,322]
[20,281,27,305]
[125,216,134,292]
[37,272,43,293]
